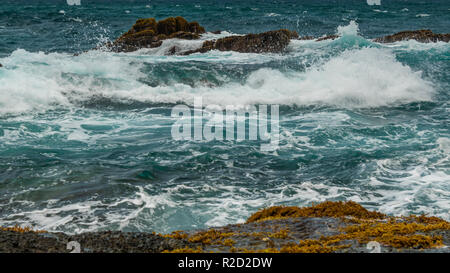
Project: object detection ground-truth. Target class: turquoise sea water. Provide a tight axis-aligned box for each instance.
[0,0,449,234]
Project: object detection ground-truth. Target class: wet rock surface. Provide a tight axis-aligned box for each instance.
[374,29,450,43]
[182,29,299,55]
[1,201,449,253]
[0,230,193,253]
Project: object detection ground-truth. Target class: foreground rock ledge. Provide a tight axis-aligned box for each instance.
[1,201,449,253]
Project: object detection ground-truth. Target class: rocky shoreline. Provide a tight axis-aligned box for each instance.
[1,201,449,253]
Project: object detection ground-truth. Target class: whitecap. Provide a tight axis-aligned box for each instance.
[366,0,381,6]
[337,20,359,36]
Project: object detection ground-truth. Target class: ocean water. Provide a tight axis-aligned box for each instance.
[0,0,449,234]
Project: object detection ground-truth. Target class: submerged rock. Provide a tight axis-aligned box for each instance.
[109,16,205,52]
[2,201,449,253]
[182,29,299,55]
[374,29,450,43]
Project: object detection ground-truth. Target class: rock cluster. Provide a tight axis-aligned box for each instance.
[107,16,299,54]
[374,29,450,43]
[109,16,205,52]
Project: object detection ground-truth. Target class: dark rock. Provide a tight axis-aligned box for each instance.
[211,30,222,34]
[109,16,206,52]
[316,34,340,41]
[187,21,206,34]
[183,29,299,55]
[0,230,193,253]
[298,36,315,40]
[156,17,178,35]
[168,46,179,55]
[167,31,200,40]
[0,63,2,68]
[374,29,450,43]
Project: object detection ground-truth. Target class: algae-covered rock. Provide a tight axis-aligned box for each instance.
[168,31,200,40]
[109,16,296,54]
[110,16,206,52]
[3,201,448,253]
[374,29,450,43]
[132,18,157,33]
[156,17,177,35]
[188,21,206,34]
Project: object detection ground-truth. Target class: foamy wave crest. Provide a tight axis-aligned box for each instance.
[0,49,144,115]
[337,20,359,37]
[0,44,434,115]
[94,47,435,108]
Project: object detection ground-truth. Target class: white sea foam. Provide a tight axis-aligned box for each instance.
[68,17,83,23]
[371,163,450,220]
[111,47,433,108]
[337,20,359,36]
[0,46,435,116]
[437,137,450,153]
[366,0,381,6]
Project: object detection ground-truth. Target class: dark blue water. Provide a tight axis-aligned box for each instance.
[0,0,449,234]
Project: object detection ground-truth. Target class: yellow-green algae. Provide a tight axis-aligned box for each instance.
[0,225,46,233]
[164,201,450,253]
[117,16,205,43]
[246,201,385,223]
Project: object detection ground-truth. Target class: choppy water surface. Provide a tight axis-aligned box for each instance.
[0,0,449,234]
